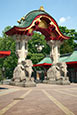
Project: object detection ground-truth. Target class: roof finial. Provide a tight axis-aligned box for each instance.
[21,17,25,21]
[39,6,45,11]
[17,20,21,24]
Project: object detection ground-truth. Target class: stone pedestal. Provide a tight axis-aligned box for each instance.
[56,79,70,85]
[9,81,25,87]
[10,79,36,87]
[43,80,49,84]
[25,80,36,87]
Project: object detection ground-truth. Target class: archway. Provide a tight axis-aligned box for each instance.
[5,6,70,86]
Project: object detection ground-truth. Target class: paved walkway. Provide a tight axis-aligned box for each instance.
[0,84,77,115]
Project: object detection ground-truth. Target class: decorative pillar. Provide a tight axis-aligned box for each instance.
[47,40,70,85]
[21,39,25,50]
[48,40,61,64]
[15,35,31,63]
[16,40,20,50]
[10,34,36,87]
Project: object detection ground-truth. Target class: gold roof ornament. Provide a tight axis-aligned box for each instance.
[21,17,25,21]
[17,20,21,24]
[39,6,45,11]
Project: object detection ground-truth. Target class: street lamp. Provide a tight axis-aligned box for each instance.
[35,43,44,52]
[2,67,5,78]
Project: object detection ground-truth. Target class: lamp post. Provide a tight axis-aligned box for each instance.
[35,43,44,82]
[2,67,5,84]
[35,43,44,52]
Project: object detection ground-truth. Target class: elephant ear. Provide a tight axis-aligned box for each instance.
[25,59,33,67]
[31,62,33,67]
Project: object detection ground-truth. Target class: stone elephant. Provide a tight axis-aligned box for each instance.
[13,63,26,82]
[23,59,33,81]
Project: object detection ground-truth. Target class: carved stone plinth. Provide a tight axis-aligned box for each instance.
[43,80,48,84]
[56,78,70,85]
[10,79,36,87]
[25,82,36,87]
[25,80,36,87]
[9,81,25,87]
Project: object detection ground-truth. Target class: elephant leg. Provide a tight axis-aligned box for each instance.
[29,73,31,81]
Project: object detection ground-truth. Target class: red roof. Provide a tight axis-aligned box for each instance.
[0,51,11,58]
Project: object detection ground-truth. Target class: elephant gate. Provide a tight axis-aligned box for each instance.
[5,6,70,87]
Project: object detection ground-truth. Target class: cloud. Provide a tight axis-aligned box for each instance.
[59,16,71,24]
[59,17,66,24]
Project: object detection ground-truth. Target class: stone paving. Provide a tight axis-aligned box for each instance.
[0,84,77,115]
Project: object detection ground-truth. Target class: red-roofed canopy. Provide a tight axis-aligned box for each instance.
[0,51,11,58]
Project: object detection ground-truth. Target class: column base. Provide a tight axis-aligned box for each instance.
[25,81,36,87]
[43,79,70,85]
[43,80,49,84]
[9,80,36,87]
[56,79,70,85]
[47,79,57,84]
[9,81,25,87]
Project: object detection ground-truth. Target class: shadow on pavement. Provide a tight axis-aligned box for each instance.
[0,87,8,90]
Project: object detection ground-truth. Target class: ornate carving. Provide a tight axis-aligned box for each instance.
[16,50,28,63]
[22,60,33,81]
[47,62,68,81]
[47,40,62,64]
[11,59,35,87]
[13,62,26,82]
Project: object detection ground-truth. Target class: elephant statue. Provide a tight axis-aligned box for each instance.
[22,59,33,81]
[13,62,26,82]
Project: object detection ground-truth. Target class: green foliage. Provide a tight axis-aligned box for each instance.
[0,26,17,79]
[28,32,50,64]
[28,32,50,54]
[27,52,45,64]
[0,68,3,81]
[59,26,77,54]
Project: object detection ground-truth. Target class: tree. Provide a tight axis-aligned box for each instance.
[28,32,50,64]
[0,26,17,79]
[59,26,77,54]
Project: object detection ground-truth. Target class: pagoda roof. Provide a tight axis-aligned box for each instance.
[17,10,47,28]
[0,51,11,58]
[37,56,52,64]
[5,9,69,41]
[33,50,77,67]
[65,50,77,64]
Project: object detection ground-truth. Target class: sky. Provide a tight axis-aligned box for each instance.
[0,0,77,36]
